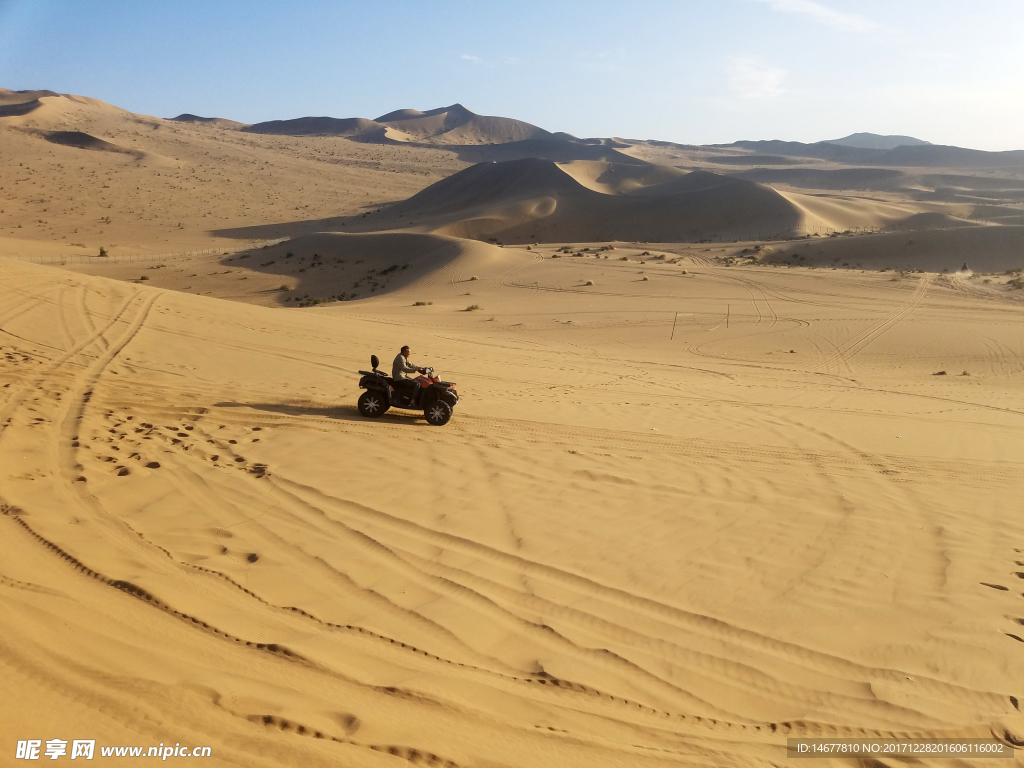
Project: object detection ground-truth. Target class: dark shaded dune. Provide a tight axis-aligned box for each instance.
[715,140,885,164]
[829,132,931,150]
[242,116,383,137]
[969,205,1024,225]
[920,174,1024,191]
[886,144,1024,169]
[628,169,762,196]
[389,159,803,243]
[392,159,588,217]
[717,140,1024,169]
[705,155,808,166]
[731,168,906,190]
[0,99,43,117]
[42,130,138,155]
[375,107,429,121]
[639,139,705,150]
[0,88,59,105]
[171,113,217,122]
[765,225,1024,273]
[550,133,632,148]
[884,212,977,231]
[170,114,245,129]
[914,188,1024,205]
[446,139,646,164]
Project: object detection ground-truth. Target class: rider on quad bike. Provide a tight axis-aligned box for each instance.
[392,345,425,404]
[357,348,459,426]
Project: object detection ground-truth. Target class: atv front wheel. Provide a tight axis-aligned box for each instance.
[424,400,453,426]
[358,391,389,418]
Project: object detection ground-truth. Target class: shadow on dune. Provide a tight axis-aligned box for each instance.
[199,230,495,305]
[209,211,398,241]
[214,401,430,425]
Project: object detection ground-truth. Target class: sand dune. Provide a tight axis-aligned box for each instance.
[4,88,1019,263]
[5,84,1024,767]
[4,246,1024,766]
[51,231,515,308]
[778,190,936,231]
[767,224,1024,273]
[0,91,470,257]
[382,159,801,242]
[375,159,986,243]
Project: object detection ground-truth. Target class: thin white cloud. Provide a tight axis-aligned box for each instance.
[727,56,787,99]
[751,0,879,32]
[460,54,483,64]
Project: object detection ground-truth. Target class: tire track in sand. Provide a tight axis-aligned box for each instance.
[808,274,931,373]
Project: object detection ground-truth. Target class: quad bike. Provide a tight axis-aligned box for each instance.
[357,355,459,426]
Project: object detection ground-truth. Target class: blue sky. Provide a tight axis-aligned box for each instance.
[1,0,1022,149]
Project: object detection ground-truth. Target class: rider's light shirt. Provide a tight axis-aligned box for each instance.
[393,353,419,380]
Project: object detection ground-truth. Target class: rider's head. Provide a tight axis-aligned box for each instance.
[401,345,411,358]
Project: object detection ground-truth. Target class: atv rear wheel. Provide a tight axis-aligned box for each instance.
[358,390,389,418]
[424,400,452,426]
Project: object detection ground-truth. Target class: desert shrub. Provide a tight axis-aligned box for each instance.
[585,280,594,286]
[139,275,149,281]
[280,285,290,291]
[466,304,482,311]
[470,275,479,281]
[619,256,628,261]
[1008,277,1024,290]
[413,301,433,306]
[642,276,649,281]
[98,247,108,258]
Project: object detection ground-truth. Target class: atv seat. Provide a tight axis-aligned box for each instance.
[359,370,394,385]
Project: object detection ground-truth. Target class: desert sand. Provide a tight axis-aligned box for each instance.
[3,89,1024,767]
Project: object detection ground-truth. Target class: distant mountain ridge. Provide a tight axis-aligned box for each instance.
[714,139,1024,169]
[6,86,1021,169]
[827,132,931,150]
[242,103,553,146]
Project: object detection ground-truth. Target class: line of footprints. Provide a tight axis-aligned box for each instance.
[74,410,269,483]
